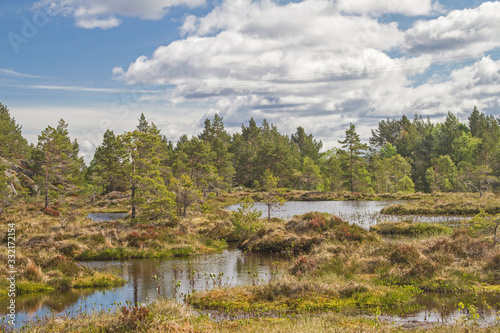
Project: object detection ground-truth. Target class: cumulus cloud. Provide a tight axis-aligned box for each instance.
[371,57,500,118]
[113,0,499,147]
[35,0,205,29]
[336,0,441,16]
[119,0,406,86]
[405,2,500,57]
[115,0,420,137]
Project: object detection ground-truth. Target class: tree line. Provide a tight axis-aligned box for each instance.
[1,101,499,219]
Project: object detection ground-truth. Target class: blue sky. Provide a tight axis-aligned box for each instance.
[1,0,499,162]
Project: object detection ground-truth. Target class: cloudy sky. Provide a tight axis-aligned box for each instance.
[1,0,499,162]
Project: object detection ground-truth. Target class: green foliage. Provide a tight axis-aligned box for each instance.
[199,113,235,188]
[36,119,86,208]
[458,163,498,197]
[262,170,285,222]
[373,154,413,193]
[339,123,370,192]
[297,156,322,190]
[174,136,219,191]
[121,115,176,220]
[171,174,202,217]
[0,103,29,159]
[90,129,128,192]
[396,175,415,193]
[468,211,500,244]
[231,118,300,189]
[232,197,263,236]
[0,162,12,213]
[3,100,500,201]
[426,155,458,192]
[320,149,344,192]
[291,126,322,163]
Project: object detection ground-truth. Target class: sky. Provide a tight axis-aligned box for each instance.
[1,0,500,163]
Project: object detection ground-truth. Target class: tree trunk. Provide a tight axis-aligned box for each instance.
[494,220,499,245]
[131,159,136,219]
[131,185,136,219]
[44,149,50,209]
[350,149,354,192]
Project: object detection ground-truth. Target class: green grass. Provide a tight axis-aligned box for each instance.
[370,222,453,237]
[73,273,126,288]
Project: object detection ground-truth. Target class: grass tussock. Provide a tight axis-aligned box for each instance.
[237,212,378,253]
[380,193,500,216]
[370,221,453,237]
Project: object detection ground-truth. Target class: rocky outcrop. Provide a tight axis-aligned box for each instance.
[1,156,38,194]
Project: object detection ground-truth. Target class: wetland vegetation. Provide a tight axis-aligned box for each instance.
[1,103,500,331]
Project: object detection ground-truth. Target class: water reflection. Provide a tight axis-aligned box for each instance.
[225,201,471,228]
[385,292,500,325]
[0,288,101,328]
[0,250,287,329]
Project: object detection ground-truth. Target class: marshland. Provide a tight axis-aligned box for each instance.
[1,105,500,332]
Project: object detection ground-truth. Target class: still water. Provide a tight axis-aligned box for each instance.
[225,200,469,228]
[0,250,287,329]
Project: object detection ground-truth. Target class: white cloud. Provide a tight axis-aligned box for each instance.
[404,2,500,57]
[111,0,499,148]
[35,0,205,29]
[0,69,46,79]
[20,84,163,94]
[115,0,418,137]
[371,57,500,117]
[13,103,206,163]
[336,0,441,16]
[120,0,405,87]
[76,16,121,29]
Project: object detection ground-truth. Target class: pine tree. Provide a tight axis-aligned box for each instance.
[434,112,464,161]
[320,149,344,192]
[171,174,202,217]
[426,155,458,192]
[339,123,370,192]
[36,119,85,208]
[174,137,218,192]
[262,170,285,222]
[291,126,322,163]
[231,118,261,187]
[468,106,485,138]
[0,103,29,160]
[255,120,298,188]
[0,162,11,213]
[90,129,128,192]
[298,156,322,190]
[120,115,176,220]
[199,114,234,188]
